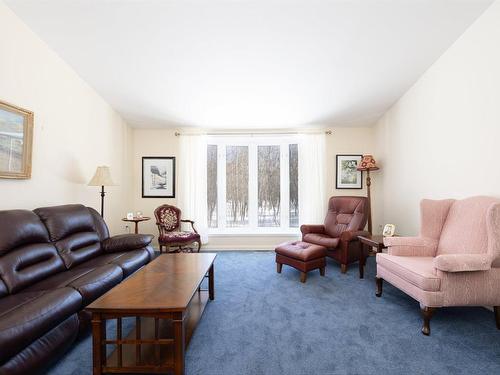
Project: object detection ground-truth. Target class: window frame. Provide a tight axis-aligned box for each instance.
[207,135,299,235]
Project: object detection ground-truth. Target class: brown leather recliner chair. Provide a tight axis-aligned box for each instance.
[300,196,369,274]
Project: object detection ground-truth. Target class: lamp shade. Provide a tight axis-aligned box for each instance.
[88,166,116,186]
[357,155,379,171]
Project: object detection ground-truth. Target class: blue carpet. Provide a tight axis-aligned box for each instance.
[45,251,500,374]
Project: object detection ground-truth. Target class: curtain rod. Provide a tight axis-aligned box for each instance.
[174,130,332,136]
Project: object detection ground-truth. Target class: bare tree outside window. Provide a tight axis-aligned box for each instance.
[207,145,218,227]
[289,144,299,227]
[258,145,280,227]
[226,146,249,227]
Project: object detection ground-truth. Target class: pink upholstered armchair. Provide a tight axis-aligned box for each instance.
[154,204,201,253]
[376,196,500,335]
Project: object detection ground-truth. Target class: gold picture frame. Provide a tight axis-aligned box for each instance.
[0,100,33,179]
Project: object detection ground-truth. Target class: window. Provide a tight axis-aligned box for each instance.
[207,136,299,233]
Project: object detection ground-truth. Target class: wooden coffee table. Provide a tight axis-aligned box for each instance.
[87,253,216,375]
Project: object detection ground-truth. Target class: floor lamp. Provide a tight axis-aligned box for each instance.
[357,155,379,234]
[88,166,115,217]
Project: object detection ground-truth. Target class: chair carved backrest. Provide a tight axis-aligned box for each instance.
[323,196,368,238]
[154,205,181,233]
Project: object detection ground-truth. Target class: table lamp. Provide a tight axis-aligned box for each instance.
[357,155,379,234]
[88,166,116,217]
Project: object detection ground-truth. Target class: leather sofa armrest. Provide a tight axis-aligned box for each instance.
[434,254,491,272]
[340,230,371,242]
[384,236,438,257]
[300,224,325,235]
[102,234,154,253]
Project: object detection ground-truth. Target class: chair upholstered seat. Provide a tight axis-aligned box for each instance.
[303,233,340,249]
[377,254,440,292]
[159,231,200,243]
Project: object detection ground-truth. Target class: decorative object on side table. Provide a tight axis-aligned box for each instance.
[142,156,175,198]
[88,166,116,217]
[356,154,379,233]
[0,100,33,179]
[335,154,363,189]
[122,216,151,234]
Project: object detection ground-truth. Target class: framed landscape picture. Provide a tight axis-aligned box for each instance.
[142,157,175,198]
[0,100,34,179]
[336,154,362,189]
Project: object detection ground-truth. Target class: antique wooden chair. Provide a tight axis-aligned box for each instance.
[154,204,201,253]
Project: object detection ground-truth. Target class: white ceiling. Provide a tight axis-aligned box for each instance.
[6,0,493,129]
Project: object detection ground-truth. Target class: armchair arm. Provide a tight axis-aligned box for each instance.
[180,219,198,233]
[384,236,438,257]
[434,254,491,272]
[102,234,154,253]
[340,230,371,242]
[300,224,325,235]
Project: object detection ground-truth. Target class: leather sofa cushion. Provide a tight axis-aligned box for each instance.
[303,233,340,249]
[67,264,123,305]
[34,204,96,242]
[102,234,154,253]
[88,207,110,241]
[376,254,441,292]
[0,210,49,256]
[0,243,65,294]
[0,279,8,298]
[25,264,123,305]
[55,231,102,269]
[75,249,151,278]
[0,314,79,375]
[0,288,82,363]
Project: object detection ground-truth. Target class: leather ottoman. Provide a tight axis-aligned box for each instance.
[275,241,327,283]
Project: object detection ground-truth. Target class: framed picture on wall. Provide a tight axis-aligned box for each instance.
[142,157,176,198]
[336,154,362,189]
[0,100,34,179]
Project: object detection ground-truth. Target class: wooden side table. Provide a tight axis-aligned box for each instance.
[121,217,151,234]
[357,234,387,279]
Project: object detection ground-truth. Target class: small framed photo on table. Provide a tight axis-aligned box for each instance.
[142,157,176,198]
[336,154,363,189]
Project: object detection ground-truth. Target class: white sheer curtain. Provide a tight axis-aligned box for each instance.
[298,133,327,225]
[178,134,209,244]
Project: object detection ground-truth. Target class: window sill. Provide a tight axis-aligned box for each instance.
[208,231,300,237]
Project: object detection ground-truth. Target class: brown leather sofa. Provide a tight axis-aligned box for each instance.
[300,196,369,273]
[0,204,155,375]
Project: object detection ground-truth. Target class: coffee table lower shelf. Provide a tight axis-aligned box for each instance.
[92,290,210,375]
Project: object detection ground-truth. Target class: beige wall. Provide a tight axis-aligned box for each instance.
[372,1,500,235]
[0,3,132,234]
[132,127,374,250]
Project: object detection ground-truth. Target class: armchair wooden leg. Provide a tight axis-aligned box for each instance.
[341,264,347,274]
[494,306,500,329]
[300,272,307,283]
[421,307,436,336]
[319,267,325,276]
[196,240,201,252]
[276,263,282,274]
[375,277,383,297]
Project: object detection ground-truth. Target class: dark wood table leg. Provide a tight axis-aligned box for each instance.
[208,263,215,300]
[173,317,185,375]
[359,243,367,279]
[134,222,139,234]
[91,313,106,375]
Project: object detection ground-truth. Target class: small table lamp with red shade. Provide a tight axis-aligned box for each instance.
[357,155,379,234]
